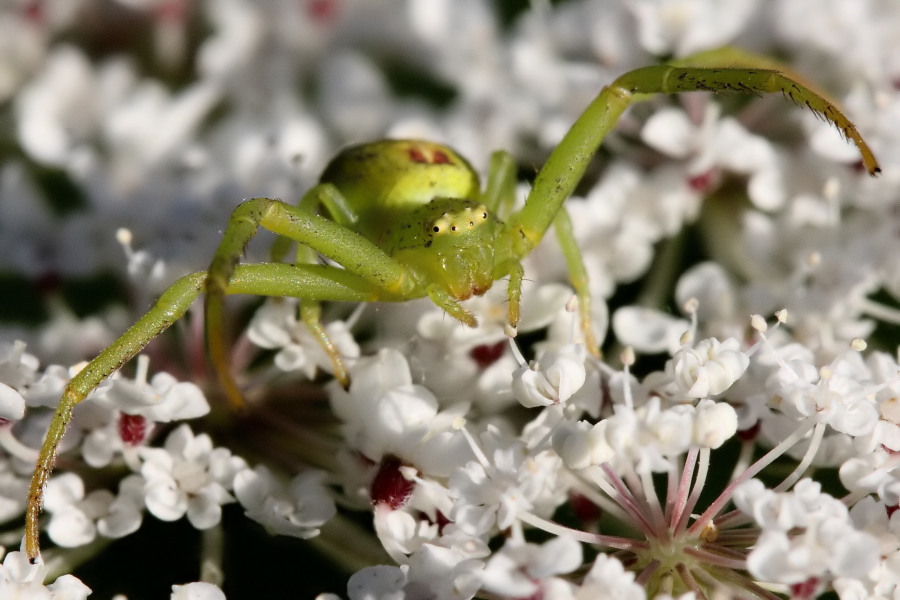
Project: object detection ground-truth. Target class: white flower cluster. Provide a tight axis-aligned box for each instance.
[0,548,91,600]
[0,342,335,596]
[0,546,225,600]
[734,479,880,591]
[0,0,899,598]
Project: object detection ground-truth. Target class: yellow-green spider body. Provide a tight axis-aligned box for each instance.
[316,140,510,307]
[25,48,880,562]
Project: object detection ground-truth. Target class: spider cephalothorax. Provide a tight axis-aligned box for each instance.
[394,197,505,303]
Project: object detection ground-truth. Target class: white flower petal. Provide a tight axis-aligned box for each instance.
[641,108,696,158]
[144,479,188,522]
[170,582,226,600]
[613,307,689,355]
[0,383,26,420]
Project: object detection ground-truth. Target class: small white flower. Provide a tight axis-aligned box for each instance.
[612,306,690,355]
[641,104,786,210]
[44,473,109,548]
[346,565,407,600]
[748,522,879,584]
[170,581,226,600]
[735,479,881,583]
[667,337,749,398]
[405,544,485,600]
[140,425,246,529]
[340,546,485,600]
[100,356,209,423]
[234,465,336,539]
[0,549,91,599]
[0,383,25,421]
[512,344,587,408]
[96,475,145,539]
[0,341,39,391]
[20,364,70,409]
[769,349,880,438]
[331,349,472,478]
[552,420,608,471]
[80,412,153,469]
[584,396,712,473]
[648,402,695,457]
[247,298,359,380]
[575,553,645,600]
[372,504,439,563]
[450,429,560,535]
[42,469,143,548]
[692,399,738,448]
[629,0,762,56]
[839,448,900,505]
[482,537,581,598]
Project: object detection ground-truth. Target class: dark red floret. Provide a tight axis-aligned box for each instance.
[119,413,149,446]
[371,455,416,509]
[469,340,507,368]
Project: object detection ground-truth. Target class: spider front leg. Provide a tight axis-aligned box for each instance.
[480,150,525,333]
[505,52,880,334]
[273,184,364,389]
[26,271,206,561]
[530,59,878,236]
[501,51,880,357]
[485,149,598,352]
[25,260,392,561]
[290,188,357,389]
[205,196,417,406]
[552,209,599,353]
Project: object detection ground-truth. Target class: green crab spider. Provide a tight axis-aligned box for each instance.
[25,47,879,561]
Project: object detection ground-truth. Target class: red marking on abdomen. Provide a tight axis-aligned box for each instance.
[408,145,453,165]
[409,147,428,163]
[432,150,451,164]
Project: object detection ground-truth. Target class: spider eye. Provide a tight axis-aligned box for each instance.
[431,216,450,234]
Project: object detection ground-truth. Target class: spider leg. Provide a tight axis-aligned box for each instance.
[508,54,880,260]
[264,184,365,388]
[488,150,597,350]
[205,197,414,408]
[482,150,518,214]
[505,261,524,332]
[501,50,880,355]
[553,209,599,354]
[25,261,387,562]
[298,301,350,386]
[292,183,364,388]
[26,271,204,561]
[481,150,529,336]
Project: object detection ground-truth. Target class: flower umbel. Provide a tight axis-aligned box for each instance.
[0,1,897,598]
